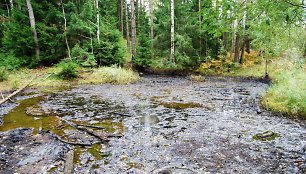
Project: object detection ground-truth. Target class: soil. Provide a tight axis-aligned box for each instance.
[0,76,305,174]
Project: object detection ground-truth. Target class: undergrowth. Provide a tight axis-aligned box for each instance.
[79,66,139,85]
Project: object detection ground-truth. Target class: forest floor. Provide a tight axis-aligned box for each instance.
[0,76,305,173]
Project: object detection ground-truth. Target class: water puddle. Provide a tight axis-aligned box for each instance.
[0,96,64,135]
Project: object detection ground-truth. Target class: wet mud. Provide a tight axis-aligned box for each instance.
[0,76,305,173]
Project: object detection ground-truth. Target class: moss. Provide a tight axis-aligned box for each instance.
[253,131,280,141]
[161,102,202,110]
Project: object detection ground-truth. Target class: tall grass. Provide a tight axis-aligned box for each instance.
[232,49,305,119]
[79,66,139,85]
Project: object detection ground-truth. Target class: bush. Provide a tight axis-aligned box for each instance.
[57,61,78,80]
[0,67,8,82]
[0,52,25,70]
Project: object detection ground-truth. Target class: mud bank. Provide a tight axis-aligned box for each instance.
[0,76,305,173]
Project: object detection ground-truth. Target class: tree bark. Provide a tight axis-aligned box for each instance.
[149,0,154,48]
[118,0,124,33]
[95,0,100,44]
[61,0,71,59]
[26,0,40,61]
[125,0,131,52]
[131,0,137,59]
[170,0,175,63]
[240,37,245,64]
[234,34,240,63]
[198,0,202,57]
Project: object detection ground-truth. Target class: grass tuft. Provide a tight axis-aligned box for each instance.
[79,66,139,85]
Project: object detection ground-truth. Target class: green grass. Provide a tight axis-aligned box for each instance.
[79,66,139,85]
[231,50,306,119]
[0,66,139,92]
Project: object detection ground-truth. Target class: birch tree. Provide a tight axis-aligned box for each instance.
[26,0,39,60]
[131,0,137,58]
[170,0,175,63]
[95,0,100,44]
[61,0,71,59]
[125,0,131,52]
[149,0,154,48]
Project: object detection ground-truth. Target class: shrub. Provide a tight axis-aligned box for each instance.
[57,61,78,80]
[0,52,25,70]
[0,67,8,82]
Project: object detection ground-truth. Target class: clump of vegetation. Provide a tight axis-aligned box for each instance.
[57,61,78,80]
[230,49,306,119]
[0,68,8,82]
[189,75,205,82]
[261,51,306,119]
[80,66,139,85]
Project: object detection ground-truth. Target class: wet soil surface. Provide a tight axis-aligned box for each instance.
[0,76,305,174]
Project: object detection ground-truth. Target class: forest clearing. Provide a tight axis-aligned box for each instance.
[0,0,305,173]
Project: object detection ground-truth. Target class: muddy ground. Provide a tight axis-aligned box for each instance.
[0,76,305,174]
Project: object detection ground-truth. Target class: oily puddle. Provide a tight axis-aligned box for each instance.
[0,95,125,166]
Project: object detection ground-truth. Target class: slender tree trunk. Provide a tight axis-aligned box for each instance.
[4,0,10,17]
[9,0,13,9]
[125,0,131,52]
[26,0,39,61]
[234,34,240,63]
[118,0,124,33]
[95,0,100,44]
[245,35,250,53]
[240,5,247,63]
[149,0,154,48]
[61,0,71,59]
[131,0,137,59]
[240,38,245,64]
[198,0,202,57]
[170,0,175,63]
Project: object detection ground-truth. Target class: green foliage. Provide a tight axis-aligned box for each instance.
[0,67,9,82]
[135,34,152,67]
[93,29,126,66]
[0,52,25,70]
[57,61,78,80]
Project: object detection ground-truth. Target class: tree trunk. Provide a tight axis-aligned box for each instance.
[198,0,202,57]
[149,0,154,48]
[131,0,137,59]
[240,37,245,64]
[125,0,130,52]
[4,0,10,17]
[170,0,175,63]
[61,0,71,59]
[234,34,240,63]
[118,0,124,33]
[9,0,13,9]
[26,0,39,61]
[245,35,250,53]
[95,0,100,44]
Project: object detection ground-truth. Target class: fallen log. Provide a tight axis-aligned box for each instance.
[60,118,110,143]
[53,134,97,147]
[0,77,35,105]
[76,123,106,130]
[111,112,133,117]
